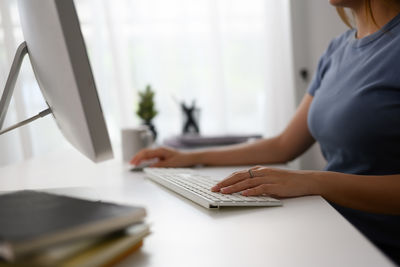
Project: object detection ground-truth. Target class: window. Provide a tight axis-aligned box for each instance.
[0,0,295,165]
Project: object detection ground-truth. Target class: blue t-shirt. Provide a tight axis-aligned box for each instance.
[307,13,400,263]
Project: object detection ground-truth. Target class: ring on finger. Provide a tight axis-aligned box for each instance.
[248,168,255,178]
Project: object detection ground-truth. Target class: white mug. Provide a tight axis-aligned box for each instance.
[121,126,153,162]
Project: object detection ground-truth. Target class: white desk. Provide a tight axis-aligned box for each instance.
[0,150,394,267]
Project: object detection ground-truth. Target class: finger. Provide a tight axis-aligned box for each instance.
[211,170,250,192]
[212,166,276,192]
[150,160,173,168]
[241,184,277,196]
[220,177,266,194]
[130,149,150,165]
[252,165,265,170]
[130,148,165,165]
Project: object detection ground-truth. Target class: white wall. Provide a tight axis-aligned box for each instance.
[289,0,348,170]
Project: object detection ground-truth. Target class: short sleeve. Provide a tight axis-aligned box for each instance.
[307,52,328,97]
[307,34,346,96]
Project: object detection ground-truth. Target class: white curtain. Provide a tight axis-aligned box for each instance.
[0,0,295,166]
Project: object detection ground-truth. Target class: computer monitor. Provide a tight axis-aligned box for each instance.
[0,0,113,162]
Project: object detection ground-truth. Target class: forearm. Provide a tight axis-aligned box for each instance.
[311,171,400,214]
[182,94,316,167]
[189,136,289,166]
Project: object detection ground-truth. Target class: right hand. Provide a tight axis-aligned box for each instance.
[130,147,195,168]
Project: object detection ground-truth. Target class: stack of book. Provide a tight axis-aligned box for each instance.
[164,134,262,149]
[0,190,149,266]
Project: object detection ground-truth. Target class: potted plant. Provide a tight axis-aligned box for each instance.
[137,85,158,140]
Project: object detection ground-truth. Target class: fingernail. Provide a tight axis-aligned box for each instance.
[220,187,229,193]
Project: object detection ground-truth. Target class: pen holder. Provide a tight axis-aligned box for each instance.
[181,105,200,135]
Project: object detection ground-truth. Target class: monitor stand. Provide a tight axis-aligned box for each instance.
[0,42,51,135]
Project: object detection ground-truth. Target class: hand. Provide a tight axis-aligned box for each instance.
[211,166,317,198]
[130,147,195,168]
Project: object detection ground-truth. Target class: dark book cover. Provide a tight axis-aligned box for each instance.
[0,190,146,262]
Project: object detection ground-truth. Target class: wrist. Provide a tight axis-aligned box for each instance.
[186,150,208,166]
[306,171,325,196]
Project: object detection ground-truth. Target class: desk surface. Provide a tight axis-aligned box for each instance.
[0,150,394,267]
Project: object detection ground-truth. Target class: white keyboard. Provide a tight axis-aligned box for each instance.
[144,168,282,209]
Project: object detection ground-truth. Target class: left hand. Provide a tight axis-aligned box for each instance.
[211,166,317,198]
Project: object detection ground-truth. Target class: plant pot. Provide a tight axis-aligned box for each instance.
[143,120,157,141]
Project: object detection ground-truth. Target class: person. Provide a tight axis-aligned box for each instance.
[131,0,400,264]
